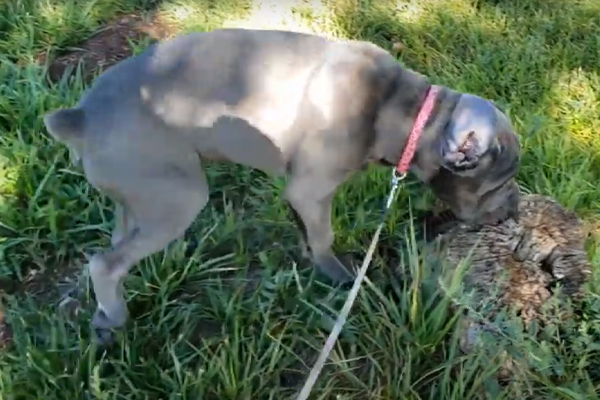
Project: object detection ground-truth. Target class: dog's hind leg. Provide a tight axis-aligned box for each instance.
[111,203,131,248]
[88,163,209,345]
[285,173,354,285]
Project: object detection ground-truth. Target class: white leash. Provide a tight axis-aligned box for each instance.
[295,84,439,399]
[295,170,405,400]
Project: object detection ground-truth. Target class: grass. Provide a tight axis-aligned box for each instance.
[0,0,600,398]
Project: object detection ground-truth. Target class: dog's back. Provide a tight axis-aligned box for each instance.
[43,29,395,174]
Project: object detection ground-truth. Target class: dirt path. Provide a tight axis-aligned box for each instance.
[223,0,328,35]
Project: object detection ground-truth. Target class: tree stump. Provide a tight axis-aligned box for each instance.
[421,194,592,378]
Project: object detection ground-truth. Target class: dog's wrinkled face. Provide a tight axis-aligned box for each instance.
[428,94,521,224]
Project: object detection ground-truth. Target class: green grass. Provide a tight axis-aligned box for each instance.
[1,0,600,398]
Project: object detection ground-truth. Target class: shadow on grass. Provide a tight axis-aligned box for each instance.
[0,0,253,81]
[0,0,161,62]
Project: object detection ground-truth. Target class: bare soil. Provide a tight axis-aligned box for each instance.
[37,12,177,83]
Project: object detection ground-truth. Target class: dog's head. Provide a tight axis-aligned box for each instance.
[427,94,521,224]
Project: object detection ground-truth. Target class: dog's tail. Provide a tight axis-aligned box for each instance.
[43,108,85,143]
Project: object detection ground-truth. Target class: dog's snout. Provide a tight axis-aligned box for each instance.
[440,129,483,173]
[442,148,480,172]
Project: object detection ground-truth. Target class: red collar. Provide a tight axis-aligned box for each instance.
[395,85,440,176]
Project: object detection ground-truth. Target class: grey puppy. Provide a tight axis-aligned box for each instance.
[43,28,520,343]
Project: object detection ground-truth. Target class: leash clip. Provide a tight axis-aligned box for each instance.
[392,168,407,186]
[385,168,406,210]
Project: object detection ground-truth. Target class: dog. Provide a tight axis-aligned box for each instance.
[42,28,521,344]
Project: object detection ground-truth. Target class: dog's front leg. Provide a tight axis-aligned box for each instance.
[285,174,354,285]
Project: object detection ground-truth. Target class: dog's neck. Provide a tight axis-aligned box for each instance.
[372,67,462,182]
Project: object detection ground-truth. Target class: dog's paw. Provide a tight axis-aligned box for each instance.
[93,327,117,347]
[92,307,124,329]
[58,296,82,322]
[91,309,120,346]
[314,254,355,286]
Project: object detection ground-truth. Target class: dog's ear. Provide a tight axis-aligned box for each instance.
[441,94,503,174]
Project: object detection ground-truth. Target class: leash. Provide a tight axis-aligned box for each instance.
[295,85,439,400]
